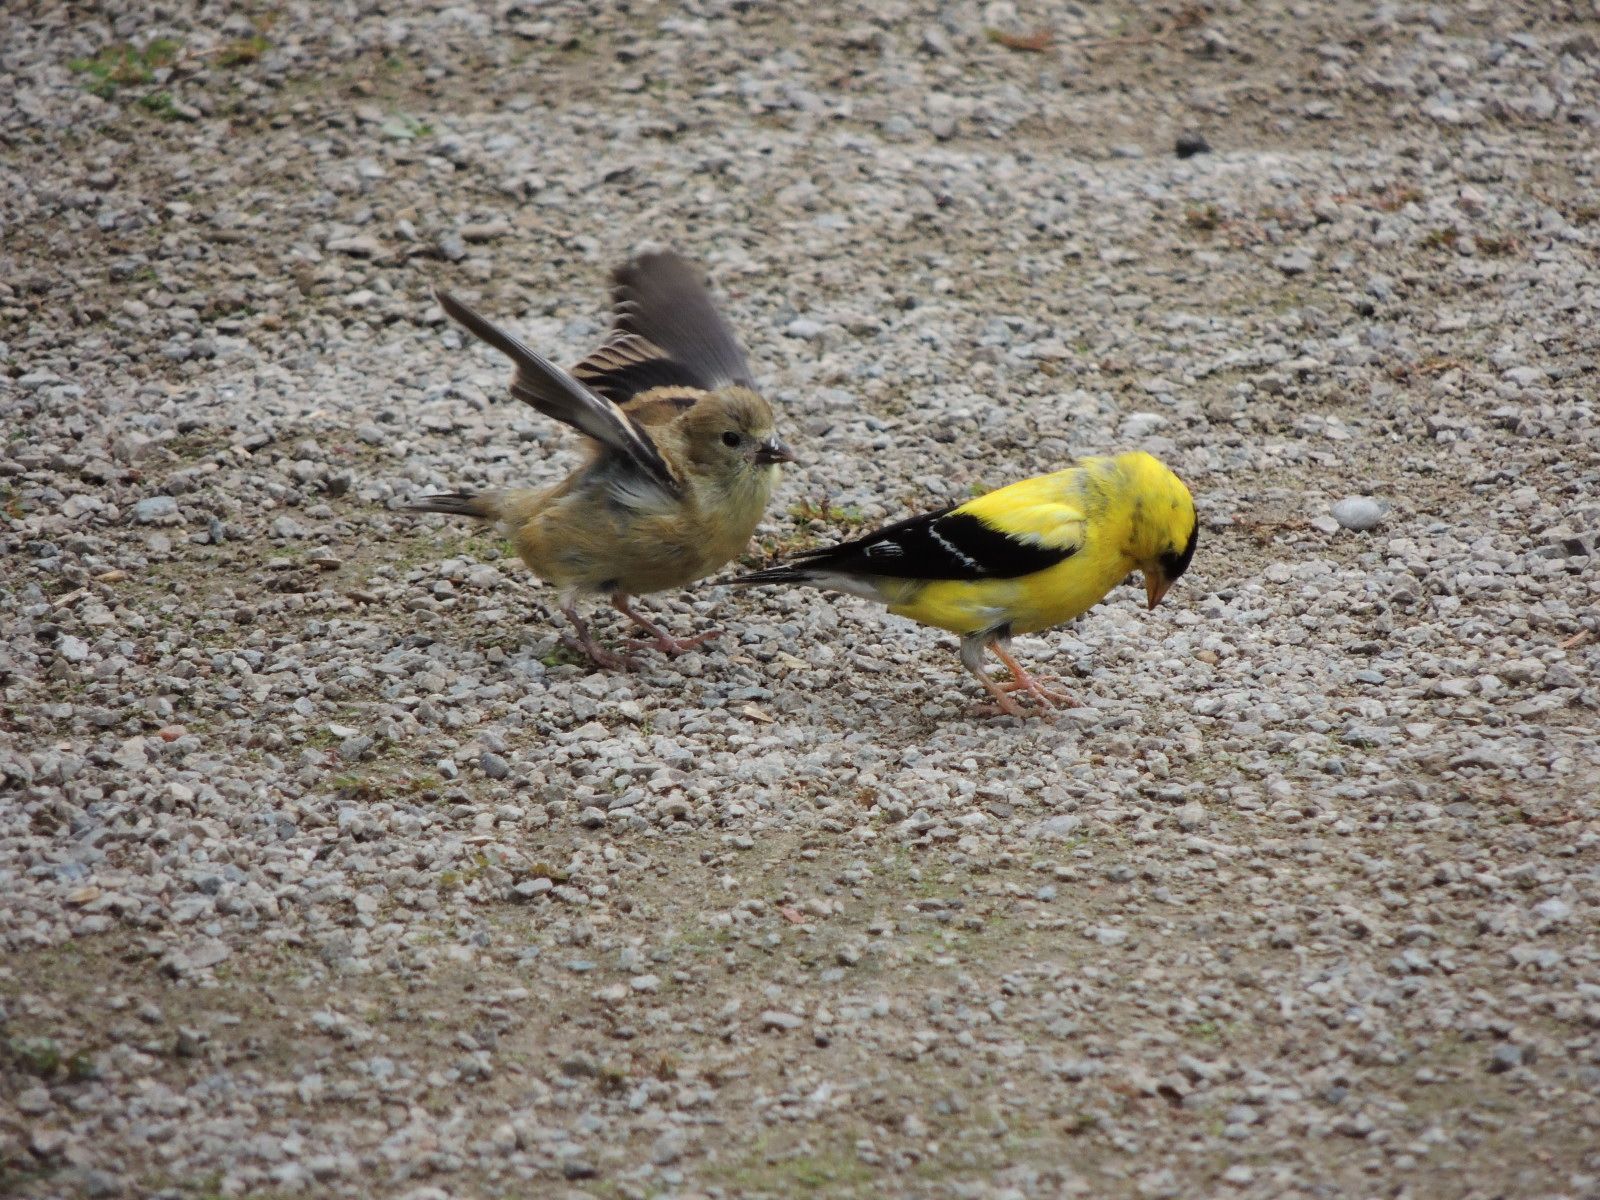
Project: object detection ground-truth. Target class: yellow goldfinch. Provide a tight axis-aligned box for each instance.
[411,251,795,670]
[733,452,1197,715]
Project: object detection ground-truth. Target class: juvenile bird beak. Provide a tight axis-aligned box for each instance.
[1145,573,1172,611]
[754,438,797,465]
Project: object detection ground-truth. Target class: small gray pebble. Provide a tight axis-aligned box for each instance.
[1331,496,1386,531]
[15,1086,51,1115]
[1488,1044,1524,1073]
[1275,250,1314,275]
[437,232,468,262]
[1029,814,1083,839]
[134,495,180,524]
[1533,898,1571,923]
[650,1128,687,1166]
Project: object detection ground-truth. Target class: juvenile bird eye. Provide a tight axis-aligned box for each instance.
[721,431,742,448]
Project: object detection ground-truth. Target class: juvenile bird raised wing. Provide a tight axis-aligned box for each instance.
[435,288,682,496]
[572,251,754,404]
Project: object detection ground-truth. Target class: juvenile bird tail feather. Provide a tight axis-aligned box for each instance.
[408,491,497,520]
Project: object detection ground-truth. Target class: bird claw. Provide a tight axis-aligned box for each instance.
[973,695,1031,719]
[972,672,1080,717]
[560,633,638,672]
[996,675,1081,709]
[622,628,721,657]
[973,641,1080,716]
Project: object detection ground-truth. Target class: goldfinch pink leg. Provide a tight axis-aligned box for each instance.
[560,601,636,671]
[990,640,1080,709]
[612,593,720,656]
[970,669,1031,717]
[959,634,1030,717]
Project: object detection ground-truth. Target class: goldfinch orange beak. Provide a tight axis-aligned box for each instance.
[1145,574,1172,611]
[755,438,797,465]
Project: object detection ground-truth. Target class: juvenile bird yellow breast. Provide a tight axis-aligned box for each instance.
[509,464,778,597]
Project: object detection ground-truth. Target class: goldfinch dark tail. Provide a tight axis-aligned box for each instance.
[731,562,888,606]
[730,563,816,587]
[408,491,496,520]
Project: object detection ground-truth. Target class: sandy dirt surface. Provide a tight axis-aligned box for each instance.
[3,1,1599,1197]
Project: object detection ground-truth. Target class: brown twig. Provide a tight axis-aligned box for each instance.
[987,27,1055,52]
[1234,518,1309,546]
[1073,6,1207,54]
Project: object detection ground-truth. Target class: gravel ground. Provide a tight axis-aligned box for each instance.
[4,1,1600,1197]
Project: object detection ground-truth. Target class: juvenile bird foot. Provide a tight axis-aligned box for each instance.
[623,628,721,657]
[612,593,720,658]
[561,602,637,671]
[560,632,637,672]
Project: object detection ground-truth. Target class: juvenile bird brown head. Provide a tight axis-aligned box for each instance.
[681,388,795,475]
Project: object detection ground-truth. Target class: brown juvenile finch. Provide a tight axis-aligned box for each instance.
[411,251,794,669]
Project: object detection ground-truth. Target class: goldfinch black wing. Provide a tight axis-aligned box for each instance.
[741,495,1083,585]
[572,251,754,404]
[435,288,682,496]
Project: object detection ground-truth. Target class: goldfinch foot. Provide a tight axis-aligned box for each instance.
[993,675,1078,706]
[971,692,1031,719]
[993,676,1080,709]
[969,676,1065,718]
[966,643,1077,716]
[991,643,1080,709]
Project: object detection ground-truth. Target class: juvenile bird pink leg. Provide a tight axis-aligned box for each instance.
[560,601,636,671]
[990,640,1080,709]
[612,593,720,657]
